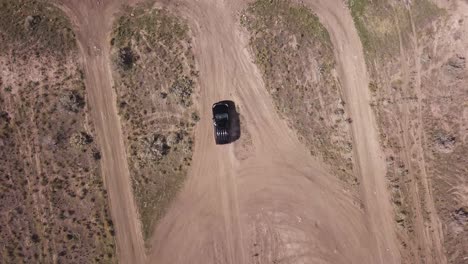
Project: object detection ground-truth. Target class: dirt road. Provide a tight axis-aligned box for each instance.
[57,0,400,263]
[301,0,400,262]
[56,1,146,263]
[148,0,399,263]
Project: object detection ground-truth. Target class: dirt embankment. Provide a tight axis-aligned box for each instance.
[350,0,468,263]
[0,0,116,262]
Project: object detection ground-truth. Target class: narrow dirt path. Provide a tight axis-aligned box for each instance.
[391,8,446,262]
[56,1,146,263]
[408,8,446,263]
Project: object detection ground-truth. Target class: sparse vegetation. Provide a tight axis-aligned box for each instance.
[349,0,467,262]
[0,0,76,56]
[242,0,356,186]
[0,1,116,263]
[348,0,442,75]
[111,6,198,240]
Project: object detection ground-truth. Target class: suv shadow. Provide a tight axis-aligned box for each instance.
[226,100,241,143]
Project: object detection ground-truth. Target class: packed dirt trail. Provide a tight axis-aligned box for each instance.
[148,0,399,263]
[55,0,146,263]
[301,0,401,262]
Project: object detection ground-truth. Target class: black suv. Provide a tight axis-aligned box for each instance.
[212,101,231,144]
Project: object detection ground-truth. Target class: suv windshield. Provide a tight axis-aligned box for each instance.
[215,113,228,120]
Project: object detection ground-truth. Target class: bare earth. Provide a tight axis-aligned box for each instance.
[57,0,404,263]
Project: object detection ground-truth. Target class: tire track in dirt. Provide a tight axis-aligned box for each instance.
[407,8,445,262]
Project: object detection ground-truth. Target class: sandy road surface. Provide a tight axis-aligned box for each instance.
[300,0,400,262]
[56,0,400,263]
[148,0,399,263]
[56,1,146,263]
